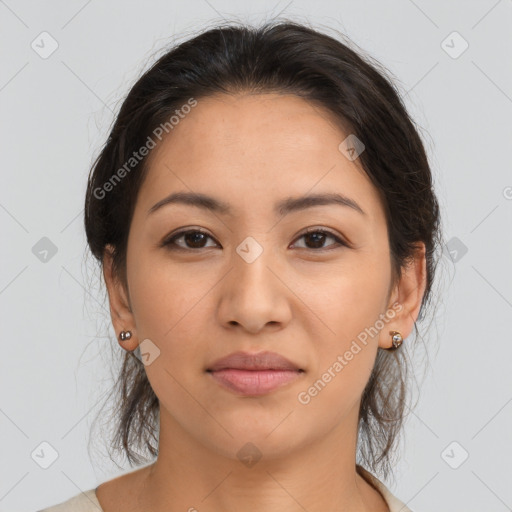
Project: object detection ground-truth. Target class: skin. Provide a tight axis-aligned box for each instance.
[99,92,427,512]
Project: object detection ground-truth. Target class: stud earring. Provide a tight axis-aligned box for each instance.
[119,330,132,341]
[388,330,403,350]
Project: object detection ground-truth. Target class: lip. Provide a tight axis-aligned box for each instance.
[206,351,304,397]
[207,350,302,372]
[208,369,303,396]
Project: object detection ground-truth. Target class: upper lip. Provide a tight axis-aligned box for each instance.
[207,351,303,372]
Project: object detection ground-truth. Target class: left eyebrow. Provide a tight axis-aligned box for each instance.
[147,191,366,217]
[276,192,366,217]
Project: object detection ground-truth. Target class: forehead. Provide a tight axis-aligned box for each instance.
[137,93,384,223]
[153,92,349,159]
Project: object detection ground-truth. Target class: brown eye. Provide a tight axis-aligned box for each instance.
[293,229,347,251]
[161,227,348,252]
[162,229,218,250]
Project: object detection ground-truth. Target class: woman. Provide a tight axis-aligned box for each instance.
[39,19,441,512]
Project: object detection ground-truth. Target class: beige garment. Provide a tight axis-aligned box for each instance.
[37,465,412,512]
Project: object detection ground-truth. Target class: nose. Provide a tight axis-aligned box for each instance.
[216,242,292,334]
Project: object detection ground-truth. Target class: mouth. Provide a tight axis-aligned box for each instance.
[206,351,305,396]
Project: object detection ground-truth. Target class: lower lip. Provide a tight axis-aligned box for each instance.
[208,369,303,396]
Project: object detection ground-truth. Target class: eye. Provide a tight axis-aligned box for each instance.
[161,229,218,251]
[291,228,348,251]
[161,227,348,252]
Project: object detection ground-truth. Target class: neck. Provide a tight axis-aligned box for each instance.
[134,406,388,512]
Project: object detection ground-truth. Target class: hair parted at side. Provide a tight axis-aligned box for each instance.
[84,19,443,481]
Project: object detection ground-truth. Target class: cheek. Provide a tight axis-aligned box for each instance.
[127,251,208,341]
[126,256,211,408]
[301,253,391,403]
[126,253,218,401]
[309,253,391,341]
[298,288,381,421]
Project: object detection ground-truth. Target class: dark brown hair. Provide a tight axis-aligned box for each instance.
[84,19,443,481]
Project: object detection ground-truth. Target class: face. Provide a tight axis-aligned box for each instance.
[104,93,424,461]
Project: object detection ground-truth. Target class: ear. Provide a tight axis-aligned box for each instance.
[379,242,427,349]
[103,244,138,351]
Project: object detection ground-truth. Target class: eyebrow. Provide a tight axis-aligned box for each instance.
[147,191,366,217]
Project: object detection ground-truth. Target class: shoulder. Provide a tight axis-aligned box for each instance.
[36,488,103,512]
[356,465,414,512]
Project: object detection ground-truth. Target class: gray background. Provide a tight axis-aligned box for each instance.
[1,1,512,511]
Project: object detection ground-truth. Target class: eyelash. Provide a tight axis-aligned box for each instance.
[161,227,348,252]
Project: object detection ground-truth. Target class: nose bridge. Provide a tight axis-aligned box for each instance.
[217,233,289,331]
[232,234,275,292]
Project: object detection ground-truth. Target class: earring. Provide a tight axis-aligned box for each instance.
[388,330,403,349]
[119,330,132,341]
